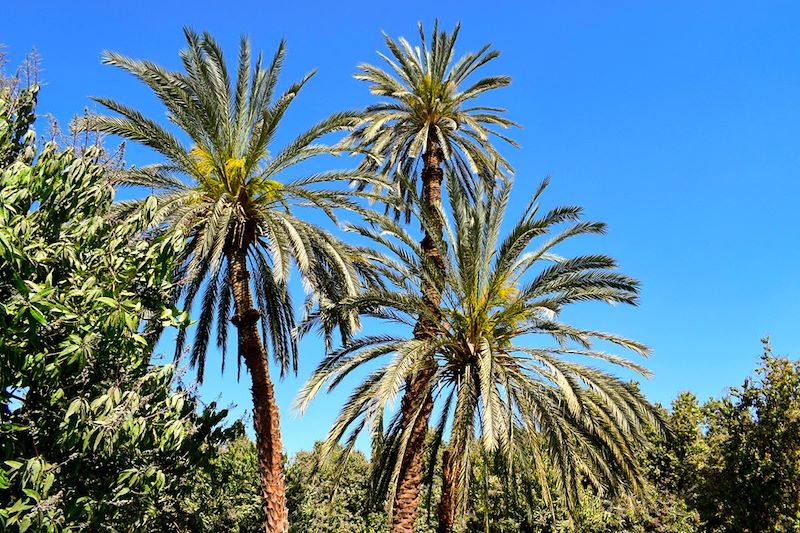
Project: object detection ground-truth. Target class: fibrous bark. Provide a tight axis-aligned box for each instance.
[390,134,445,533]
[228,246,288,533]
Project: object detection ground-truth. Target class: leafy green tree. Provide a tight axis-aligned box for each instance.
[300,176,660,532]
[76,29,376,531]
[645,393,707,509]
[639,339,800,532]
[285,443,387,533]
[343,22,516,532]
[695,340,800,532]
[183,423,265,531]
[0,84,235,532]
[567,491,698,533]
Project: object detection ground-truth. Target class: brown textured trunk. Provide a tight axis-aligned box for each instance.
[391,133,445,533]
[437,380,469,533]
[437,445,459,533]
[228,245,288,533]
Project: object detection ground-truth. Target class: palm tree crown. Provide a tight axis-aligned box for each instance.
[346,21,518,212]
[78,29,373,378]
[298,174,662,521]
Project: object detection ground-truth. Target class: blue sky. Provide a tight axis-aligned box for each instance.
[4,1,800,455]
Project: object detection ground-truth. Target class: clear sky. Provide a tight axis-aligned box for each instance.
[4,1,799,456]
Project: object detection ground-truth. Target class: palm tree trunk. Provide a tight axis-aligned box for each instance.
[391,134,445,533]
[228,246,288,533]
[437,384,469,533]
[436,445,459,533]
[391,365,435,532]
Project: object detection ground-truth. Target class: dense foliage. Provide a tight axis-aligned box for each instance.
[179,342,800,533]
[285,444,386,533]
[291,342,800,533]
[183,424,265,531]
[0,83,236,532]
[649,340,800,532]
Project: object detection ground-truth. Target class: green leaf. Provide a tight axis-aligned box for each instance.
[8,497,31,513]
[28,306,46,326]
[59,344,80,356]
[155,471,165,490]
[4,461,23,471]
[65,398,84,420]
[96,296,117,308]
[42,473,54,494]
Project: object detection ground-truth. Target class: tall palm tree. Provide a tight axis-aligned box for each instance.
[342,21,517,532]
[298,175,662,532]
[75,29,376,532]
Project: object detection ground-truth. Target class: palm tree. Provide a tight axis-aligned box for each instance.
[342,21,517,531]
[75,29,376,532]
[298,175,662,532]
